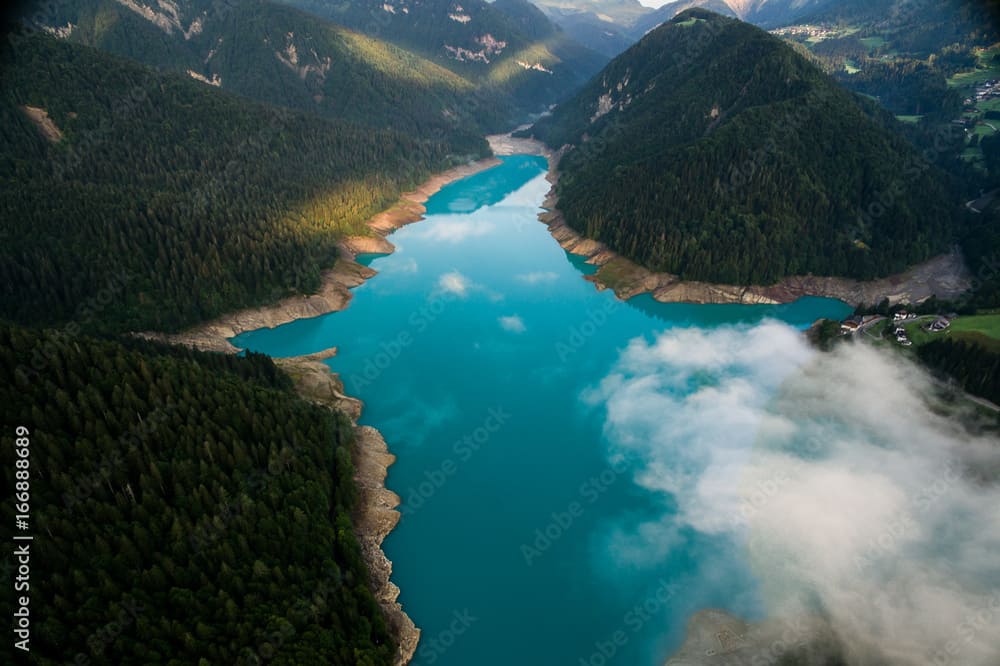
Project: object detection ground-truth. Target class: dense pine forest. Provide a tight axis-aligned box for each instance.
[0,323,395,664]
[0,34,487,334]
[918,338,1000,406]
[525,9,961,286]
[2,1,1000,663]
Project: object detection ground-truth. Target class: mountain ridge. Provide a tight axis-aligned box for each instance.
[524,9,961,286]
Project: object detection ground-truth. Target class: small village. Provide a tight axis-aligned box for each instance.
[966,78,1000,106]
[840,309,953,348]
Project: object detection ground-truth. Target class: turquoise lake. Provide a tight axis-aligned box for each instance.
[231,155,853,665]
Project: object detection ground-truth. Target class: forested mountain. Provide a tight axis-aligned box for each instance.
[0,323,395,664]
[277,0,608,115]
[534,9,635,58]
[0,34,486,334]
[24,0,509,137]
[525,9,960,285]
[628,0,735,37]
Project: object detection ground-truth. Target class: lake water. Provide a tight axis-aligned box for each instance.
[231,156,852,665]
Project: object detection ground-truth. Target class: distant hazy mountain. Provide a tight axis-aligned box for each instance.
[27,0,509,140]
[631,0,840,35]
[525,9,959,285]
[534,0,839,56]
[278,0,608,117]
[531,0,653,26]
[535,9,635,57]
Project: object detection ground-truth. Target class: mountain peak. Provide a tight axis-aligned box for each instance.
[525,9,959,286]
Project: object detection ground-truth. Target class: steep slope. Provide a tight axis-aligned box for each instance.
[526,9,960,286]
[24,0,504,140]
[773,0,1000,164]
[535,8,635,57]
[0,34,485,333]
[782,0,1000,64]
[0,323,397,664]
[278,0,608,117]
[630,0,735,36]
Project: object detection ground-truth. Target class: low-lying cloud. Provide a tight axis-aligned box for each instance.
[437,271,471,297]
[499,315,526,334]
[588,321,1000,665]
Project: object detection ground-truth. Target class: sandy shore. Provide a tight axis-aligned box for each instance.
[530,145,971,307]
[138,155,506,665]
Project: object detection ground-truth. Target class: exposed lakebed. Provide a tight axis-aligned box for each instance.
[231,156,852,665]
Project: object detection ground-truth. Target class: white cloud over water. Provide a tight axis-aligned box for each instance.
[437,271,471,297]
[498,315,526,334]
[418,217,495,244]
[590,321,1000,665]
[514,271,559,285]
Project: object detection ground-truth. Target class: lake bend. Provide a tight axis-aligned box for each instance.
[230,155,853,666]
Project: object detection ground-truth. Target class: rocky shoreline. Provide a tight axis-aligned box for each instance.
[139,154,505,665]
[519,136,971,308]
[138,155,501,354]
[276,350,416,664]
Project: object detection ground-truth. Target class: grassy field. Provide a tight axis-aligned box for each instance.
[974,122,998,136]
[896,115,923,124]
[901,317,939,347]
[950,314,1000,337]
[887,314,1000,352]
[979,98,1000,113]
[948,314,1000,351]
[860,36,887,51]
[947,46,1000,91]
